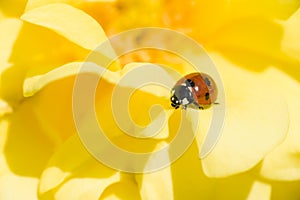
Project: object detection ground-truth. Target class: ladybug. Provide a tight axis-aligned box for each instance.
[170,72,218,109]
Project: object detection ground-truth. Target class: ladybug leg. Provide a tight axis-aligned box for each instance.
[185,79,195,87]
[192,102,203,110]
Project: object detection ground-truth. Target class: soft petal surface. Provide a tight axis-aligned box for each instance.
[21,3,108,50]
[1,101,55,177]
[25,0,116,11]
[2,20,89,105]
[0,174,39,200]
[282,7,300,61]
[246,181,271,200]
[22,61,116,144]
[201,53,289,177]
[259,68,300,181]
[0,0,27,18]
[25,0,84,11]
[0,18,24,104]
[135,142,214,199]
[135,161,173,200]
[99,180,141,200]
[0,99,12,117]
[39,134,123,199]
[23,62,119,97]
[227,0,300,20]
[0,101,55,199]
[268,180,300,200]
[208,17,289,68]
[0,18,23,72]
[25,73,81,143]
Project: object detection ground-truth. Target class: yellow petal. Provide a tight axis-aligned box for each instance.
[1,101,55,177]
[55,176,120,200]
[282,8,300,62]
[201,53,289,177]
[23,62,118,97]
[0,18,24,104]
[39,134,121,197]
[246,181,271,200]
[25,62,118,143]
[0,120,9,154]
[164,142,214,199]
[0,174,39,200]
[207,172,255,199]
[0,101,54,200]
[1,20,91,105]
[23,62,81,97]
[209,18,290,68]
[25,0,83,11]
[0,18,23,72]
[120,62,174,98]
[21,3,108,51]
[0,0,27,18]
[39,135,91,194]
[0,99,12,117]
[25,0,116,11]
[260,68,300,181]
[268,180,300,200]
[228,0,300,20]
[135,152,173,200]
[99,180,141,200]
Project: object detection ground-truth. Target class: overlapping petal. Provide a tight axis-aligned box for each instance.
[0,19,23,73]
[0,0,27,18]
[0,174,39,200]
[21,3,108,51]
[259,68,300,181]
[0,99,12,117]
[0,18,23,104]
[134,142,212,199]
[23,62,119,97]
[99,180,141,200]
[201,53,289,177]
[24,0,116,12]
[227,0,300,20]
[0,101,55,199]
[38,134,124,199]
[282,8,300,63]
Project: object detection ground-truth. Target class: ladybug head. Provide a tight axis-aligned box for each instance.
[170,84,194,109]
[170,93,180,109]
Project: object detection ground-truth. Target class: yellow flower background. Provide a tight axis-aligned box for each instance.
[1,0,300,199]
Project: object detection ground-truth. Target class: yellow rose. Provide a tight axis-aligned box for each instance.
[1,0,300,199]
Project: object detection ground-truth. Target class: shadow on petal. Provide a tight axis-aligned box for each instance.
[210,17,300,81]
[269,180,300,200]
[99,180,141,200]
[3,101,55,177]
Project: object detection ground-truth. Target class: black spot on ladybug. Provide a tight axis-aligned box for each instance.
[186,79,195,87]
[205,92,210,100]
[204,77,211,86]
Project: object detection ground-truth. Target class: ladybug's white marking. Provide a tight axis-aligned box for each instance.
[182,98,189,105]
[171,89,175,95]
[194,86,199,92]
